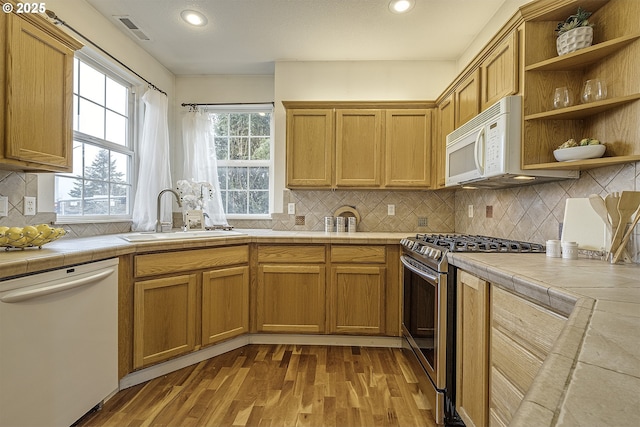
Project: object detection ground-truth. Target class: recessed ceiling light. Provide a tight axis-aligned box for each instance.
[180,10,208,26]
[389,0,415,14]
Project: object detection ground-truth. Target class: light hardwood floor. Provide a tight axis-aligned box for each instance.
[75,344,436,427]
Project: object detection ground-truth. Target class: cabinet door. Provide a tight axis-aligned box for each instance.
[335,109,382,187]
[257,264,325,333]
[202,266,249,346]
[455,69,480,127]
[286,109,334,188]
[3,14,74,171]
[435,94,454,189]
[329,266,386,335]
[456,270,490,427]
[384,109,432,188]
[481,30,519,110]
[133,274,197,369]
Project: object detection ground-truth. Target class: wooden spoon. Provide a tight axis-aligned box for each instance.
[610,191,640,262]
[605,192,620,257]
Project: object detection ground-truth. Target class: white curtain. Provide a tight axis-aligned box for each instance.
[132,90,172,231]
[182,111,228,226]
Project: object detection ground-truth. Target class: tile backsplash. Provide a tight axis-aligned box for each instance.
[0,171,54,227]
[455,162,639,262]
[271,189,456,233]
[2,161,638,263]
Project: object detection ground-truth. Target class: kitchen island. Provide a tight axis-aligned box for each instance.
[0,230,638,426]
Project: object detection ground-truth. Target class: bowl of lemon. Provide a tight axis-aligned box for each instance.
[0,224,66,250]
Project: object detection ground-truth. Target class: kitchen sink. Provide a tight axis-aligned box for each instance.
[120,230,246,242]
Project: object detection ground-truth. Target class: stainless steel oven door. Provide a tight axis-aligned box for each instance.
[401,255,447,390]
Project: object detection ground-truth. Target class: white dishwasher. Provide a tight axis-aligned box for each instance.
[0,258,119,427]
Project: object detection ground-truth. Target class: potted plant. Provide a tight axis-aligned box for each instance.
[556,7,594,56]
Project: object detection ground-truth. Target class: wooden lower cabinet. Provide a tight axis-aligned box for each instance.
[328,245,388,335]
[329,265,385,334]
[133,274,197,369]
[456,270,490,427]
[256,264,326,333]
[132,246,249,369]
[202,266,249,346]
[489,286,567,426]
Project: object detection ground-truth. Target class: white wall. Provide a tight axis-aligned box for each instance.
[272,60,456,212]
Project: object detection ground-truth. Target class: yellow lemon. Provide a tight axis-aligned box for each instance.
[6,227,24,241]
[22,225,40,239]
[37,224,54,239]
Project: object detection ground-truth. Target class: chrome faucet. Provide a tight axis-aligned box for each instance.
[156,188,183,232]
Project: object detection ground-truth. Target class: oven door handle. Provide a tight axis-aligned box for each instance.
[401,255,439,284]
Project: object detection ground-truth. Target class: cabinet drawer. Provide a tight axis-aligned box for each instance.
[257,245,325,263]
[492,287,566,359]
[331,245,386,263]
[135,245,249,277]
[491,327,542,395]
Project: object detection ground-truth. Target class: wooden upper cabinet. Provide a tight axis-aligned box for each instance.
[384,109,432,188]
[335,109,382,187]
[454,69,480,128]
[434,94,454,189]
[286,108,334,188]
[0,9,82,172]
[481,30,519,110]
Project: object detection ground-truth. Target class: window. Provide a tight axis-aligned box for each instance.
[55,55,135,220]
[211,107,273,217]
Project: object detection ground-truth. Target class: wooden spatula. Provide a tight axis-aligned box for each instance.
[589,194,611,232]
[610,191,640,262]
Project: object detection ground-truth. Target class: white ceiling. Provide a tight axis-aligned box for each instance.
[84,0,513,75]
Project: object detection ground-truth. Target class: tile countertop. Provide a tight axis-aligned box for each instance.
[1,230,638,426]
[450,252,640,427]
[0,229,411,279]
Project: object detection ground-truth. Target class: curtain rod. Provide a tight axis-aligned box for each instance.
[45,10,167,97]
[181,102,275,108]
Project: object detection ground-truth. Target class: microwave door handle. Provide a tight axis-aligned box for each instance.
[474,128,485,175]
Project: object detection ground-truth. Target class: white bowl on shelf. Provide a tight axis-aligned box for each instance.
[553,144,606,162]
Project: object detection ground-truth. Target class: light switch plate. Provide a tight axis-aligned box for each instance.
[288,203,296,214]
[0,196,8,217]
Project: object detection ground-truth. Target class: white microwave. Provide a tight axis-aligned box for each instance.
[445,95,578,188]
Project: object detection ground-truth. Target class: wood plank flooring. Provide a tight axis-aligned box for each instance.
[75,344,436,427]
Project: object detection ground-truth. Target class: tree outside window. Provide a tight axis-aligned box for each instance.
[212,110,272,216]
[55,55,134,219]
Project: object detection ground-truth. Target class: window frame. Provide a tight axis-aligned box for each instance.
[206,104,274,220]
[55,50,143,224]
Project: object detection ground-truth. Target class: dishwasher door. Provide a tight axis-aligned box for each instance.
[0,258,119,427]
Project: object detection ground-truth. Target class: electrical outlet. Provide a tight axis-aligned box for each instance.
[24,197,36,216]
[0,196,8,217]
[468,204,474,218]
[387,204,395,216]
[288,203,296,214]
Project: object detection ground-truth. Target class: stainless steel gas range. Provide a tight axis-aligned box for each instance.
[400,234,544,426]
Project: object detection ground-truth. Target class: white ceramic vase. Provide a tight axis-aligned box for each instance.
[557,26,593,56]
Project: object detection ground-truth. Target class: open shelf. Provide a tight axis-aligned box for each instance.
[523,155,640,171]
[524,94,640,120]
[525,33,640,71]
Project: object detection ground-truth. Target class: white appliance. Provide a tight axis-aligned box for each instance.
[0,258,119,427]
[445,95,578,188]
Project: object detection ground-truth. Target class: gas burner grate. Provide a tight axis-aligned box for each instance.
[414,234,545,253]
